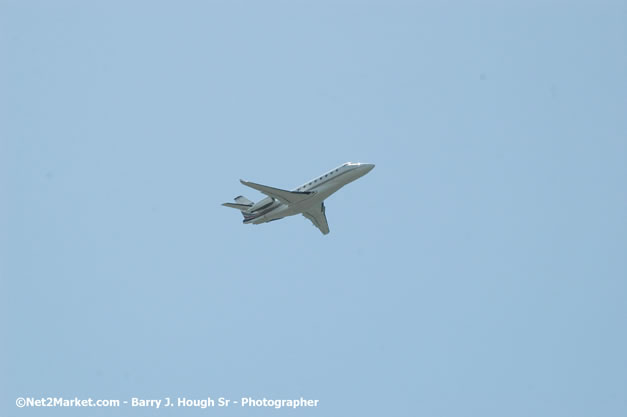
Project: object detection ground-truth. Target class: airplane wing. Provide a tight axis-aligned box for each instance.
[302,203,330,235]
[240,180,313,205]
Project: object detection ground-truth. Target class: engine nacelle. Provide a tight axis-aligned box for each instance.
[249,197,275,213]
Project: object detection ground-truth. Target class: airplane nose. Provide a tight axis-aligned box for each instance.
[363,163,375,172]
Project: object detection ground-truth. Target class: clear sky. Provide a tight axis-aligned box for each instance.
[1,1,626,416]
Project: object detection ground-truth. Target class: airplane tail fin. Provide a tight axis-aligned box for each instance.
[222,195,253,212]
[234,195,253,205]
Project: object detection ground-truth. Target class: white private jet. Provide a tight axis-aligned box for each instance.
[222,162,375,235]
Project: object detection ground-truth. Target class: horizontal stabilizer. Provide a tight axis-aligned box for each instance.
[222,202,253,210]
[240,180,313,205]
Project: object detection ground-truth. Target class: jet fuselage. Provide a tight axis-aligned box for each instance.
[245,163,374,224]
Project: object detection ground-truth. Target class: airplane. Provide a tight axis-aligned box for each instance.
[222,162,375,235]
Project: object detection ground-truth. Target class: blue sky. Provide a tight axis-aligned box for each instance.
[2,1,626,416]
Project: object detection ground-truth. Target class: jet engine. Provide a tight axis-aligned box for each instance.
[248,197,275,213]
